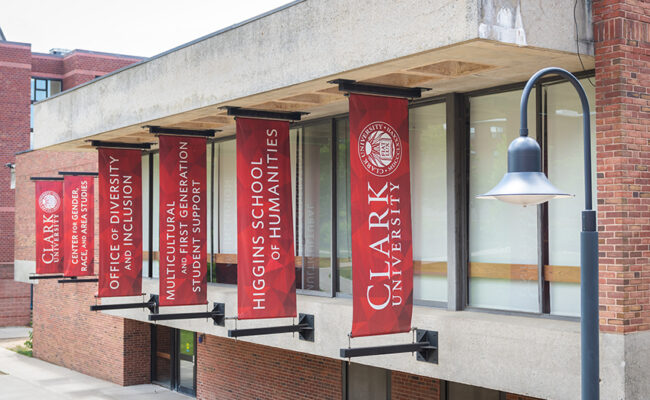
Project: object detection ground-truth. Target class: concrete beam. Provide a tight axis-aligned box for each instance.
[32,0,590,149]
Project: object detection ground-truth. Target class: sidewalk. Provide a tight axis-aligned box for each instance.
[0,345,188,399]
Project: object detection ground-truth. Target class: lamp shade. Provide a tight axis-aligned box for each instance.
[477,136,572,206]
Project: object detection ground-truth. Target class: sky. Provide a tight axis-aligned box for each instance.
[0,0,292,57]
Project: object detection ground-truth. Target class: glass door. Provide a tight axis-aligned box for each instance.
[176,329,196,395]
[151,326,196,396]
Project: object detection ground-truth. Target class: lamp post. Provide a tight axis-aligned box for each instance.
[477,67,599,400]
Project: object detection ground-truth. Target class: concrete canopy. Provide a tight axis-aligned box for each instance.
[32,0,593,151]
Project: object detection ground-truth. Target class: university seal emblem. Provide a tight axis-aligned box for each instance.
[357,121,402,177]
[39,190,61,213]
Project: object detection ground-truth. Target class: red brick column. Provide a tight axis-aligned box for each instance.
[0,41,33,327]
[594,0,650,333]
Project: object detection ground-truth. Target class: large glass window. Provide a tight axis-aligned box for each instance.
[211,140,237,284]
[335,119,353,294]
[293,122,333,294]
[469,89,539,312]
[546,79,596,317]
[410,102,447,303]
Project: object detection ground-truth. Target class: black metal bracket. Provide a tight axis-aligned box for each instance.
[227,313,314,342]
[90,294,158,314]
[221,106,308,122]
[340,329,438,364]
[148,302,225,326]
[89,140,153,150]
[145,126,219,137]
[29,177,64,181]
[58,276,99,283]
[58,171,99,176]
[28,274,64,279]
[328,79,429,99]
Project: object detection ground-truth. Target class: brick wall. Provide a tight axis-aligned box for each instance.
[391,371,440,400]
[2,41,141,327]
[14,150,98,263]
[593,0,650,333]
[504,394,542,400]
[0,41,32,327]
[32,279,150,385]
[61,51,142,90]
[197,334,342,400]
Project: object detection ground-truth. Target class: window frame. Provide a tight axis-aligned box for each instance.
[464,70,595,318]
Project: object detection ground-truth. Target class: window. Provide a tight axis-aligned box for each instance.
[410,102,447,303]
[293,122,333,294]
[30,77,62,138]
[468,78,595,315]
[343,362,390,400]
[546,79,596,317]
[469,89,539,312]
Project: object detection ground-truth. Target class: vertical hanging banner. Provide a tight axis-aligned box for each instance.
[97,148,143,297]
[349,93,413,337]
[63,174,95,277]
[34,179,64,274]
[158,135,207,306]
[236,117,297,319]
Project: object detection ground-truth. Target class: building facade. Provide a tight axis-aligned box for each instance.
[0,35,142,326]
[12,0,650,399]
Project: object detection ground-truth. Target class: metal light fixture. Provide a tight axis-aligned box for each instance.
[476,135,572,205]
[478,67,599,400]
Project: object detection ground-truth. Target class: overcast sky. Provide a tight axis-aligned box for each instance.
[0,0,292,57]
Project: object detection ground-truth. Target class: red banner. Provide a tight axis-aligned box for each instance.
[349,93,413,337]
[236,118,297,319]
[35,180,64,274]
[63,175,94,277]
[97,148,143,297]
[158,135,207,306]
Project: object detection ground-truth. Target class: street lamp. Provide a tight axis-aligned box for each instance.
[477,67,599,400]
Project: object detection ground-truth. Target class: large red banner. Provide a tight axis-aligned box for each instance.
[35,179,64,274]
[63,175,94,277]
[349,93,413,337]
[158,135,207,306]
[98,148,143,297]
[236,117,296,319]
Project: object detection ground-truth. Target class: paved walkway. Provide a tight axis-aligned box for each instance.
[0,346,188,399]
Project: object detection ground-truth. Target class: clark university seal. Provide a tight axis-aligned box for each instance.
[358,121,402,177]
[39,191,61,214]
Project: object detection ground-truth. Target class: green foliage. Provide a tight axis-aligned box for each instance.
[24,330,33,350]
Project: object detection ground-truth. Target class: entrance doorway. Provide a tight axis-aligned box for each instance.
[152,326,197,396]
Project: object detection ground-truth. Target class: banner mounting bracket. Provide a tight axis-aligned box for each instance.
[28,274,64,280]
[328,79,430,99]
[144,126,219,137]
[227,313,314,342]
[220,106,308,121]
[339,329,438,363]
[88,140,153,150]
[58,276,99,283]
[148,302,225,326]
[90,294,159,314]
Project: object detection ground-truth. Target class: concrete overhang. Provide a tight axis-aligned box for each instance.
[32,0,593,151]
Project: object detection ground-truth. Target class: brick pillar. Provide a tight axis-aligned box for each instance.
[0,41,32,327]
[593,0,650,333]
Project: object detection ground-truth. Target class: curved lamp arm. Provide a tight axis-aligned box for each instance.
[518,68,593,211]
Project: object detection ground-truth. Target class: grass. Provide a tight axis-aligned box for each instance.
[9,345,32,357]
